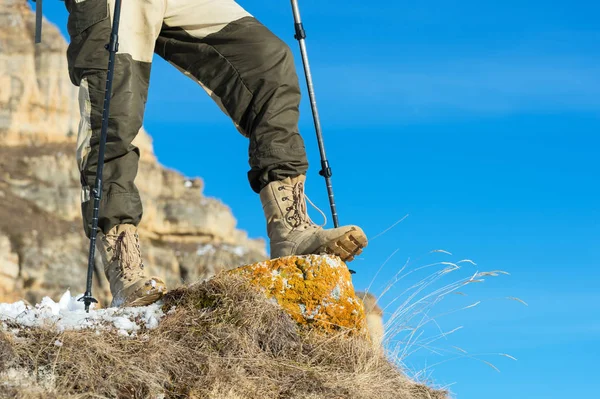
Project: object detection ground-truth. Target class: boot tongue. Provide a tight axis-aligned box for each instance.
[289,180,327,229]
[291,181,308,227]
[115,231,144,280]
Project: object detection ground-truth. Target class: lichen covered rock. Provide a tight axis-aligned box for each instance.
[229,255,367,334]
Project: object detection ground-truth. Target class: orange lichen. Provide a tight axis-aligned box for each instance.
[228,255,367,334]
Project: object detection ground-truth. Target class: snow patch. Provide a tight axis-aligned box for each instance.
[197,244,249,257]
[223,244,248,257]
[196,244,216,256]
[0,290,165,336]
[231,246,248,257]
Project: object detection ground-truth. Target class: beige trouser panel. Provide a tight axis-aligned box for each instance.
[109,0,165,63]
[75,76,92,203]
[163,0,252,40]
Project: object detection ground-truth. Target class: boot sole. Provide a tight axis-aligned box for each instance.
[316,228,368,262]
[125,291,165,307]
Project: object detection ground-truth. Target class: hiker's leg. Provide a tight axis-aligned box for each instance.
[65,0,165,237]
[65,0,168,307]
[155,1,367,261]
[155,2,309,193]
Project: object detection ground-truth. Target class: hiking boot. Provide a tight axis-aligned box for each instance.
[260,175,367,261]
[97,224,167,307]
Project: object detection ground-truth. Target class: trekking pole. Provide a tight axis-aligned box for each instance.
[80,0,123,312]
[32,0,43,43]
[290,0,340,228]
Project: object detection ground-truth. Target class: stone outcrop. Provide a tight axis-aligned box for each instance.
[0,0,78,146]
[357,291,385,347]
[0,2,267,306]
[230,255,368,335]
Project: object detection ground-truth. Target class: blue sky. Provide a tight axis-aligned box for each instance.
[38,1,598,397]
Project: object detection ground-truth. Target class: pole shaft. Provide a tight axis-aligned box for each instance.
[35,0,43,44]
[290,0,340,228]
[82,0,123,312]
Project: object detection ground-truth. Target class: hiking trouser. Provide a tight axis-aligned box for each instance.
[64,0,309,238]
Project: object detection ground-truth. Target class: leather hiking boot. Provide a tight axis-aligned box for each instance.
[97,224,167,307]
[260,175,367,261]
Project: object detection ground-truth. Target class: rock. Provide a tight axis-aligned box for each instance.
[357,291,385,347]
[0,0,78,146]
[229,255,367,334]
[0,234,20,302]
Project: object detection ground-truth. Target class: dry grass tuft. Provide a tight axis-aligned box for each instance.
[360,247,524,390]
[0,274,446,399]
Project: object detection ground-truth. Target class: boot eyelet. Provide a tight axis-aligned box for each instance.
[278,187,284,191]
[286,207,291,211]
[282,197,289,201]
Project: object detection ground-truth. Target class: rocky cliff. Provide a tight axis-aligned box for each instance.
[0,1,268,306]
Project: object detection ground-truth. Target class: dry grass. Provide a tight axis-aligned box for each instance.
[360,247,525,390]
[0,274,446,399]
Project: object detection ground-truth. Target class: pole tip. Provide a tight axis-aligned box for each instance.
[79,292,98,313]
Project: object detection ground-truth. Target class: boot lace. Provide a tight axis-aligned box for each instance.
[107,230,145,282]
[279,181,327,229]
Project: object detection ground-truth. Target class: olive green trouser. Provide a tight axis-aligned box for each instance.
[65,0,309,238]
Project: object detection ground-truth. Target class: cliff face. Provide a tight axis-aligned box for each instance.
[0,1,267,306]
[0,0,78,146]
